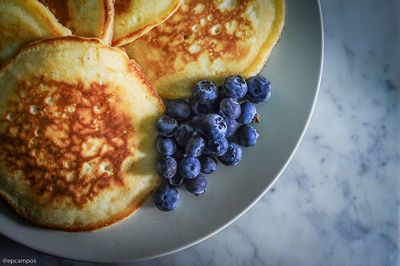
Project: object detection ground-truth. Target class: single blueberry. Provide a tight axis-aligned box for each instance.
[219,142,243,166]
[166,100,191,120]
[237,124,259,147]
[156,115,178,137]
[223,75,248,99]
[225,118,239,137]
[156,137,177,156]
[153,182,179,211]
[192,80,219,104]
[200,156,218,174]
[185,135,206,157]
[205,137,229,156]
[193,114,227,140]
[191,100,217,115]
[237,102,257,124]
[246,76,272,103]
[178,156,201,179]
[219,98,241,119]
[157,156,177,179]
[174,123,194,147]
[169,174,184,187]
[184,174,208,195]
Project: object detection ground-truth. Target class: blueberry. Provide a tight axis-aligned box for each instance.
[205,137,228,156]
[200,156,218,174]
[157,156,177,179]
[193,114,227,140]
[169,174,184,187]
[153,182,179,211]
[225,118,239,137]
[219,98,241,119]
[246,76,272,103]
[219,142,243,166]
[156,115,178,137]
[185,135,206,157]
[166,100,191,120]
[223,75,248,99]
[192,80,219,104]
[237,125,259,147]
[191,100,216,115]
[156,137,177,156]
[237,102,256,124]
[184,174,208,195]
[178,156,201,179]
[174,123,194,146]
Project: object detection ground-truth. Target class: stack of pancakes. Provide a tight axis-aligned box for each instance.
[0,0,285,231]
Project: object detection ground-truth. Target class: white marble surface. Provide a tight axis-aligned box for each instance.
[1,1,399,265]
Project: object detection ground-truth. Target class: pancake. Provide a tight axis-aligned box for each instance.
[124,0,285,99]
[0,0,71,66]
[38,0,115,45]
[112,0,181,47]
[0,36,164,231]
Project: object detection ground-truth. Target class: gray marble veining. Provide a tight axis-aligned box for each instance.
[0,1,399,265]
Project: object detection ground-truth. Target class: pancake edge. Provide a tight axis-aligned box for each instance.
[242,0,286,77]
[99,0,115,45]
[112,0,181,47]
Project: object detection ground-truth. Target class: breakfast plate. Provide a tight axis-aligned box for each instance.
[0,0,323,262]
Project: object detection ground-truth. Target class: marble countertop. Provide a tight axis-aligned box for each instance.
[1,0,399,265]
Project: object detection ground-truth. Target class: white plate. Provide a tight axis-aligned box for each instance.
[0,0,323,262]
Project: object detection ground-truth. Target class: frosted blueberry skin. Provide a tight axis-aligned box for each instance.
[219,98,241,120]
[225,118,239,137]
[184,174,208,195]
[185,135,206,157]
[153,183,179,211]
[174,123,194,147]
[156,137,177,156]
[166,100,191,121]
[205,137,229,157]
[246,76,272,103]
[237,124,260,147]
[193,114,227,140]
[156,115,178,137]
[178,156,201,179]
[219,142,243,166]
[223,75,248,99]
[157,156,177,179]
[192,80,219,104]
[237,102,257,124]
[200,156,218,174]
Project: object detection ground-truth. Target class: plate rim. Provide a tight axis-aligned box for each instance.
[0,0,324,262]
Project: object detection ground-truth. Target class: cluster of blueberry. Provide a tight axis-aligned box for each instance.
[153,75,272,211]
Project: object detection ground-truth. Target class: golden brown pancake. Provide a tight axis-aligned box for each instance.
[125,0,285,99]
[0,36,164,231]
[0,0,71,66]
[38,0,115,44]
[112,0,181,46]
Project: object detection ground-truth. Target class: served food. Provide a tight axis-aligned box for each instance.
[124,0,285,99]
[0,0,285,230]
[38,0,115,45]
[112,0,181,46]
[0,36,163,231]
[0,0,71,65]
